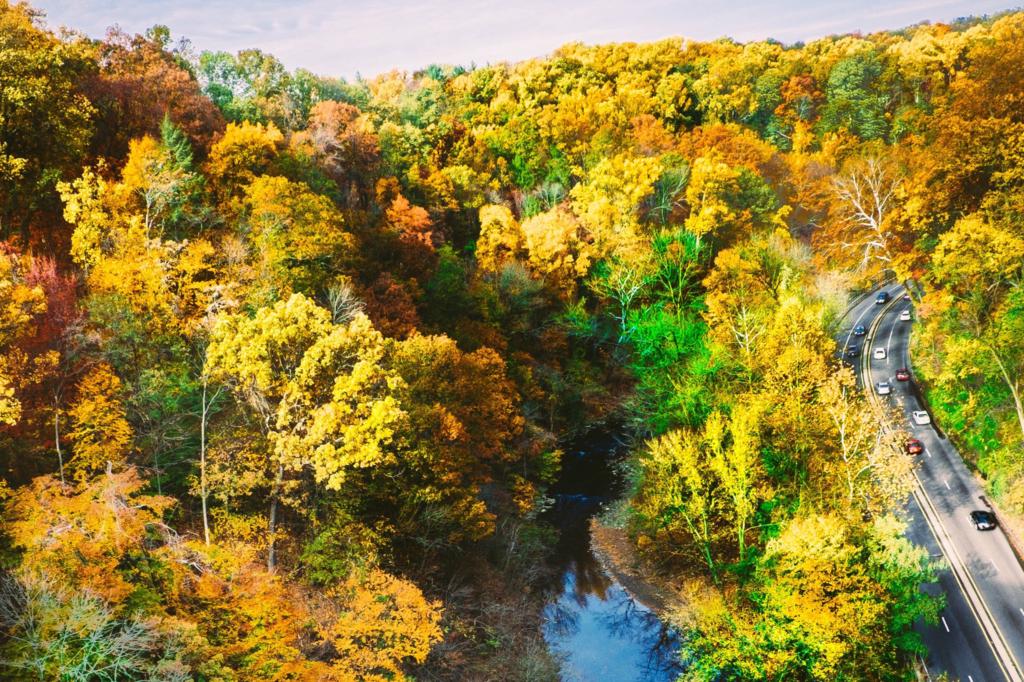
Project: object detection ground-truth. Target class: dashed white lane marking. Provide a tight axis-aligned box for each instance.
[925,448,932,458]
[942,616,951,632]
[990,560,999,573]
[886,312,898,363]
[944,479,951,490]
[1019,607,1023,617]
[968,675,974,682]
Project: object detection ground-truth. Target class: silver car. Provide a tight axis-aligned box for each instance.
[876,381,891,395]
[912,410,931,425]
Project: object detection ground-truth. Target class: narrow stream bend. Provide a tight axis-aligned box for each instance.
[542,428,683,682]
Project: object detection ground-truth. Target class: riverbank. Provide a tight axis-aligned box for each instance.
[588,517,685,617]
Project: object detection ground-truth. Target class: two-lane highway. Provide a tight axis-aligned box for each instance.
[838,286,1024,681]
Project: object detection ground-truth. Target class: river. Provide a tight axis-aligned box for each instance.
[541,427,683,682]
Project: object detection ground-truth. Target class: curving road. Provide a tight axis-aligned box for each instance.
[839,286,1024,682]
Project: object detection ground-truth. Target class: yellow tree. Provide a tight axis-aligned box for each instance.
[760,515,891,679]
[58,164,116,273]
[635,404,765,571]
[243,175,355,296]
[66,364,133,482]
[475,204,523,272]
[520,206,593,298]
[119,135,190,236]
[205,294,406,568]
[706,403,763,564]
[0,251,45,426]
[273,313,406,490]
[635,428,721,579]
[702,245,775,371]
[4,468,172,603]
[683,154,742,247]
[323,568,443,682]
[570,153,661,259]
[204,121,283,205]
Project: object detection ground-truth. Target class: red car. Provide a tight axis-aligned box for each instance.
[895,368,911,381]
[906,438,924,455]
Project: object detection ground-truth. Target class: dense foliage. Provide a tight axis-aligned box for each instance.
[1,1,1022,679]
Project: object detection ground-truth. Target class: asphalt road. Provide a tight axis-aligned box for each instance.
[839,286,1024,682]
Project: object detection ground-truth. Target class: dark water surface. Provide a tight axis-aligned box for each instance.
[542,429,683,682]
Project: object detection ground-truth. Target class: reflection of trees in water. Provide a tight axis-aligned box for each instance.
[547,494,613,607]
[543,570,683,681]
[543,593,580,640]
[593,587,683,680]
[570,550,611,605]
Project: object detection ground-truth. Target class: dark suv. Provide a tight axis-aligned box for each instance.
[970,510,997,531]
[875,291,891,305]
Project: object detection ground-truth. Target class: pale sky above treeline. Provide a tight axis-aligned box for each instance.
[33,0,1018,79]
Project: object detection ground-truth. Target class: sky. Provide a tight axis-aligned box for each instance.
[32,0,1019,79]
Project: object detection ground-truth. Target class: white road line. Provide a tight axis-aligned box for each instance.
[969,675,975,682]
[944,479,951,490]
[1019,607,1024,617]
[886,311,898,364]
[843,302,875,352]
[925,447,932,459]
[991,561,1000,573]
[942,616,951,632]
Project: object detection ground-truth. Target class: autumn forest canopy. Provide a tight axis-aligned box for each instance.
[2,1,1024,679]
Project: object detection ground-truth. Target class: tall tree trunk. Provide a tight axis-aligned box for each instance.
[200,380,210,546]
[53,397,65,487]
[990,348,1024,444]
[267,463,284,571]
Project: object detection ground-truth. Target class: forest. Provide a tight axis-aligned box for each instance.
[1,1,1023,679]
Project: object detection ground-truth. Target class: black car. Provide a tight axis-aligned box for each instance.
[875,291,891,304]
[970,510,997,531]
[845,345,860,358]
[853,325,866,336]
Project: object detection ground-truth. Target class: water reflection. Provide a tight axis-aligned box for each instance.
[543,570,683,682]
[542,434,683,682]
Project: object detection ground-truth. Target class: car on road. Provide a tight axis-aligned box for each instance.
[873,347,887,360]
[876,381,891,395]
[895,368,911,381]
[903,293,912,301]
[970,510,997,531]
[853,325,866,336]
[906,438,924,455]
[845,345,860,358]
[875,291,891,304]
[899,310,912,322]
[912,410,931,425]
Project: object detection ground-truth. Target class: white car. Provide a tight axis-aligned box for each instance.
[873,347,887,360]
[912,410,931,425]
[899,310,912,322]
[876,381,891,395]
